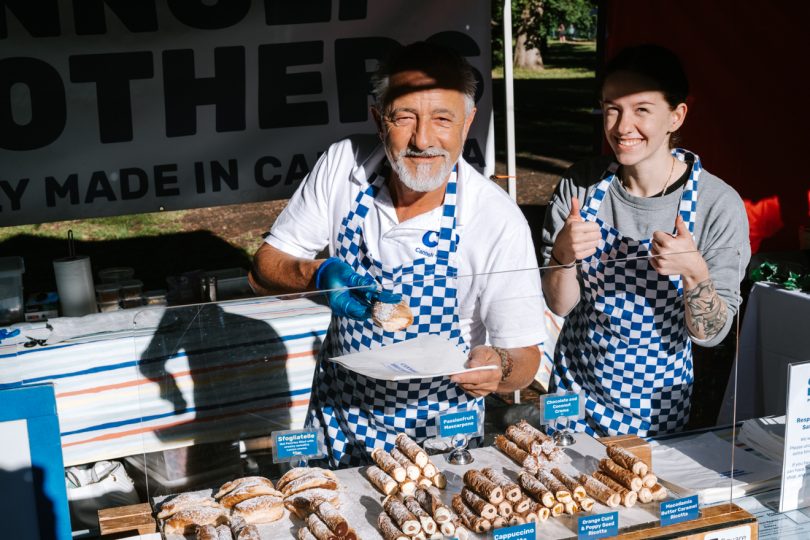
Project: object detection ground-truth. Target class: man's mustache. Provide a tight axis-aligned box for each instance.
[401,148,449,158]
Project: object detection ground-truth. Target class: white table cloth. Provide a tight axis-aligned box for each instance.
[718,283,810,424]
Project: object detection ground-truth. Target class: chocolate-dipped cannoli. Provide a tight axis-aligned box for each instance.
[451,495,491,534]
[403,496,438,535]
[481,468,522,503]
[366,465,398,495]
[641,472,658,489]
[306,513,338,540]
[551,468,587,501]
[598,458,642,492]
[463,470,504,504]
[592,471,638,507]
[389,447,421,481]
[512,496,532,515]
[577,473,621,508]
[460,488,497,520]
[371,449,407,483]
[637,486,653,503]
[537,469,572,503]
[650,483,668,501]
[517,472,556,508]
[382,496,420,536]
[414,487,451,523]
[314,501,348,537]
[494,435,540,474]
[505,425,543,455]
[606,444,649,477]
[395,434,428,468]
[377,512,409,540]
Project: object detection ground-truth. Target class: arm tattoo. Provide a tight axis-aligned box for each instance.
[684,278,728,340]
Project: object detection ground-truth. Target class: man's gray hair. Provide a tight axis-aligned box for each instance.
[371,41,478,115]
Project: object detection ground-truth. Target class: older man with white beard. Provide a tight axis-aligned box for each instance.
[249,42,547,468]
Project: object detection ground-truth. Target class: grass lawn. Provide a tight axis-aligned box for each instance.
[0,213,186,243]
[492,40,597,79]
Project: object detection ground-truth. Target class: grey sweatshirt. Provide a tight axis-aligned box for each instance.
[541,155,751,347]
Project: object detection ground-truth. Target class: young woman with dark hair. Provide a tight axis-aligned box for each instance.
[541,44,751,437]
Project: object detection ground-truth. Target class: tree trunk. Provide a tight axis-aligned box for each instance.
[513,2,544,70]
[514,32,544,70]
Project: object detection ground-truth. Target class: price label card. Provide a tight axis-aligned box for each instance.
[439,410,479,438]
[271,429,323,463]
[705,524,752,540]
[578,511,618,539]
[543,392,583,422]
[492,521,536,540]
[660,495,699,526]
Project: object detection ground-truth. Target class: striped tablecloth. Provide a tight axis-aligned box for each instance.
[0,297,332,467]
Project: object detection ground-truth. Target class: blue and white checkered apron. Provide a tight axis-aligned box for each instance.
[553,149,701,437]
[305,164,484,468]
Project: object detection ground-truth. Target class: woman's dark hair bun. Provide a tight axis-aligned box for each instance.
[602,44,689,107]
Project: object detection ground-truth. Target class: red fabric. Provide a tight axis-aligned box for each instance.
[744,196,783,254]
[603,0,810,252]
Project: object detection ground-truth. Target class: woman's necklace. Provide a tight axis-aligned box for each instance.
[622,156,676,197]
[657,156,676,197]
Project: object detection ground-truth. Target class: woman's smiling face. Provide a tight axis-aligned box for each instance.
[601,70,687,167]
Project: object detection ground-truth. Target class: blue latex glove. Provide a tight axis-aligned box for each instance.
[315,258,401,320]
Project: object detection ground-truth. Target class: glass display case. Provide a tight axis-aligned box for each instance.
[112,247,758,538]
[2,244,797,538]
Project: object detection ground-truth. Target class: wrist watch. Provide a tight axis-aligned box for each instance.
[492,346,514,382]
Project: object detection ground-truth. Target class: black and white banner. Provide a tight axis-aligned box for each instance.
[0,0,492,226]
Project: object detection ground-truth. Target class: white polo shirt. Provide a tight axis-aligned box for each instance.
[266,136,547,349]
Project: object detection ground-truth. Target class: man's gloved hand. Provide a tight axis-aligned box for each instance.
[315,258,401,320]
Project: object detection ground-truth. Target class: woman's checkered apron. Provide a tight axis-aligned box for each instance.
[553,149,701,437]
[306,165,484,468]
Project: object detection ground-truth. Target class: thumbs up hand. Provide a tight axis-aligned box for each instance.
[550,197,600,267]
[650,214,708,282]
[567,197,583,222]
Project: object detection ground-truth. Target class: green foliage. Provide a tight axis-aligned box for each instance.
[546,0,598,38]
[0,212,184,243]
[492,0,597,66]
[751,261,810,292]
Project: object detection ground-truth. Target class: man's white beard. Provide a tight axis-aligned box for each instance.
[390,148,453,192]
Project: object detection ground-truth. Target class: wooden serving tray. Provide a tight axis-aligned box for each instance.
[98,502,157,537]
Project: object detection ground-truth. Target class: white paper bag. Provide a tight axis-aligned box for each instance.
[66,460,140,529]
